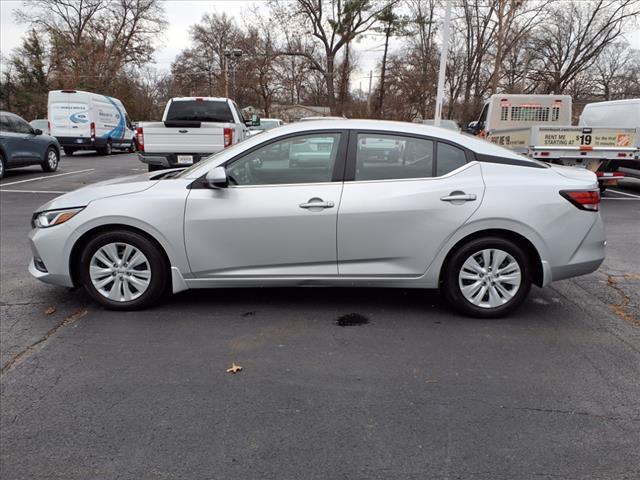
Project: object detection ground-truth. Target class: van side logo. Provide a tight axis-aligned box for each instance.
[70,112,89,124]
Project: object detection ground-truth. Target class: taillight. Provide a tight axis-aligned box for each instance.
[224,127,233,148]
[136,127,144,152]
[560,190,600,212]
[90,122,95,140]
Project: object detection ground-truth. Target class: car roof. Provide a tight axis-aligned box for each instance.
[270,119,534,161]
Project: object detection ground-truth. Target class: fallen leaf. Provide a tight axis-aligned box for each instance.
[226,363,243,374]
[44,306,56,315]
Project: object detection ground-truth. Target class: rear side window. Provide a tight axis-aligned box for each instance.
[166,100,234,122]
[355,133,434,181]
[436,142,467,176]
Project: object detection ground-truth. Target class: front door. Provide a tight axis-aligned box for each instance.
[337,132,485,276]
[184,131,347,278]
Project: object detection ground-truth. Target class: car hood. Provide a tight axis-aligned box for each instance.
[35,173,159,212]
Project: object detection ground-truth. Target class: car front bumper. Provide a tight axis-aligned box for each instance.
[28,226,75,288]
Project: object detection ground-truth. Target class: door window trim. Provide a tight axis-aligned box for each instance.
[219,129,350,187]
[345,129,475,182]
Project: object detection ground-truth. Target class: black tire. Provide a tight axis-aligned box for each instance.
[41,147,60,172]
[79,230,169,310]
[442,236,532,318]
[148,164,162,172]
[128,139,137,153]
[63,147,76,156]
[599,185,608,194]
[0,151,5,179]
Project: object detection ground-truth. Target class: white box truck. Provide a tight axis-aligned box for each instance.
[48,90,137,156]
[469,94,639,191]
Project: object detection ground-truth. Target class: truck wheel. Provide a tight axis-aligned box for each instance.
[599,185,608,194]
[63,147,76,156]
[128,140,137,153]
[98,140,112,156]
[442,237,532,318]
[41,147,60,172]
[79,230,168,310]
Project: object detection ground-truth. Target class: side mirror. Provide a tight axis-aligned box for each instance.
[205,166,228,188]
[34,128,43,135]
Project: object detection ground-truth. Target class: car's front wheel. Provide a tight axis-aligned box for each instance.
[442,237,532,318]
[79,230,168,310]
[41,147,59,172]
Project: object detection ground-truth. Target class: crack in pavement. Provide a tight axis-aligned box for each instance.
[607,274,640,326]
[0,308,88,375]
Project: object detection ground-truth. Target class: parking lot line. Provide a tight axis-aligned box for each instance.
[0,169,95,187]
[607,188,640,199]
[0,189,67,194]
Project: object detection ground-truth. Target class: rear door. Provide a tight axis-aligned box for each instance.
[337,131,485,276]
[49,93,91,140]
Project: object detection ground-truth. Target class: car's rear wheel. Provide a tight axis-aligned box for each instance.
[0,152,5,179]
[41,147,59,172]
[442,237,532,318]
[79,230,168,310]
[128,139,137,153]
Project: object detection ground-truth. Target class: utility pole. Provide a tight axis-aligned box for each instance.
[367,70,373,115]
[434,0,452,126]
[224,49,242,98]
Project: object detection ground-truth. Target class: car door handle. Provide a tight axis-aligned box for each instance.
[299,198,335,209]
[440,192,477,202]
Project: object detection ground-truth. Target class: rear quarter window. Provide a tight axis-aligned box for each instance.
[166,101,234,123]
[436,142,467,176]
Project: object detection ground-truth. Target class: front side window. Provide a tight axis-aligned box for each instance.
[437,142,467,176]
[0,114,14,133]
[226,133,342,186]
[10,115,32,134]
[355,133,434,181]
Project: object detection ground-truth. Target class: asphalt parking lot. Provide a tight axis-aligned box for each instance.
[1,152,639,479]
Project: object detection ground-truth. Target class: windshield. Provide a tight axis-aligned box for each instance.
[258,120,280,130]
[166,100,234,122]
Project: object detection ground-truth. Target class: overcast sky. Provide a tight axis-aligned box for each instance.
[1,0,640,91]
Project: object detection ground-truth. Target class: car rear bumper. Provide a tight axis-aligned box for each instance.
[57,137,108,149]
[550,214,606,282]
[138,152,214,169]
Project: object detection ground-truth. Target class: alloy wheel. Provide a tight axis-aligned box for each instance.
[458,248,522,309]
[89,242,151,302]
[47,149,58,169]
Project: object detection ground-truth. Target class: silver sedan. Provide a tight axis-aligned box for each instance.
[28,120,605,317]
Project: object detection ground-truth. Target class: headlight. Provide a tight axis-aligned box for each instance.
[32,207,84,228]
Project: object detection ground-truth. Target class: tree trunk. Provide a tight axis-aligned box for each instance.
[325,54,336,114]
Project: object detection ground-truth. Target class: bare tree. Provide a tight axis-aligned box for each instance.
[529,0,640,94]
[273,0,395,113]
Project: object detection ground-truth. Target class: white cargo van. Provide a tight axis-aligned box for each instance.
[48,90,136,156]
[579,98,640,128]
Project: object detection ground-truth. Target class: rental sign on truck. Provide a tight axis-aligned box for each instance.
[471,94,639,191]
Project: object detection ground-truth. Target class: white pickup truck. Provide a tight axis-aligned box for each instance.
[137,97,255,171]
[470,94,639,191]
